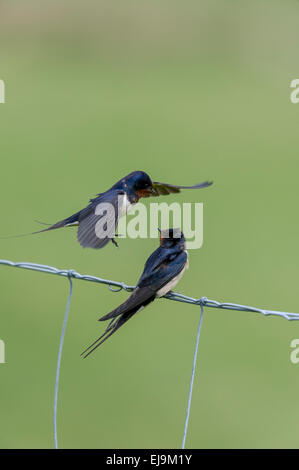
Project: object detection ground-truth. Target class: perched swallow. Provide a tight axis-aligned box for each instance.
[3,171,212,249]
[81,228,189,358]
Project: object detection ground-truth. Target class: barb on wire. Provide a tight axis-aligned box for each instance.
[1,259,299,449]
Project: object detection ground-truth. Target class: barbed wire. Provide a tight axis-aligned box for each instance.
[1,258,299,449]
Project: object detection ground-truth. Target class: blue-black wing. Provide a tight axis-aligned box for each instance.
[100,247,187,321]
[146,180,213,197]
[81,289,155,358]
[77,190,122,249]
[81,247,187,357]
[137,247,187,291]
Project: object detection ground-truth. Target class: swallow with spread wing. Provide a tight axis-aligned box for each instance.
[81,228,189,358]
[3,171,212,249]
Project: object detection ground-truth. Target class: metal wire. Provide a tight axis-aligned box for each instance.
[182,303,204,449]
[1,259,298,320]
[54,273,73,450]
[1,258,299,449]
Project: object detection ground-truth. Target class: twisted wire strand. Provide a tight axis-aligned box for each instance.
[1,258,299,449]
[1,259,298,320]
[182,303,204,449]
[54,273,73,450]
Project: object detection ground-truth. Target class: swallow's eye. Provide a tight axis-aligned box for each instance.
[140,182,150,189]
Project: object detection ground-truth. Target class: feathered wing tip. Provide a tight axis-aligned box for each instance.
[193,181,213,188]
[98,287,155,322]
[150,180,213,197]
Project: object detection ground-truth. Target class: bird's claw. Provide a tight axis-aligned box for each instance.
[112,238,119,248]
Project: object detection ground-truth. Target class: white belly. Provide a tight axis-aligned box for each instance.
[118,194,135,217]
[156,255,189,298]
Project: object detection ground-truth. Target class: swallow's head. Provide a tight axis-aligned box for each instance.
[159,227,186,249]
[126,171,156,198]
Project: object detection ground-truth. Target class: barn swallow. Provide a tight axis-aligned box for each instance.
[81,228,189,358]
[3,171,212,249]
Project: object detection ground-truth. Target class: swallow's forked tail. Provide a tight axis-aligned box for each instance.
[81,286,157,358]
[80,311,136,359]
[0,212,81,240]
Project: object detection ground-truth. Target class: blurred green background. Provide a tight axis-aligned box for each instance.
[1,0,299,449]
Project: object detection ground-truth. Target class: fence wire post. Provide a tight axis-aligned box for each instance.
[53,272,74,449]
[182,303,204,449]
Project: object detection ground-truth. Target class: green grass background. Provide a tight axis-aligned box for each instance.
[0,0,299,448]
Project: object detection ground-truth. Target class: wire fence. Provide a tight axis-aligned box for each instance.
[1,258,299,449]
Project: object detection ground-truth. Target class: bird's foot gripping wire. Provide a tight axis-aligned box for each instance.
[111,238,119,248]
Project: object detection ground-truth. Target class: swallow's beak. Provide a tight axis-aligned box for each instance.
[149,185,156,195]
